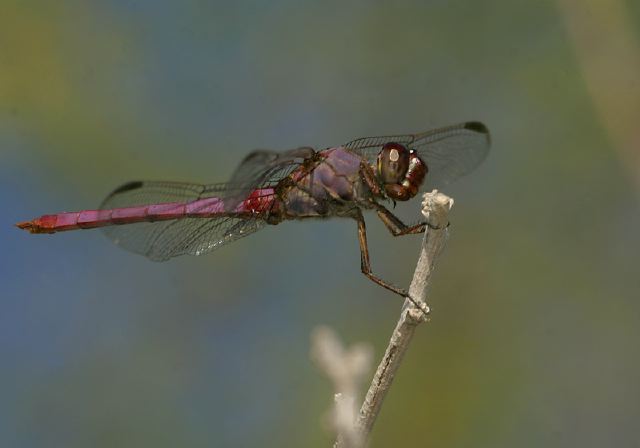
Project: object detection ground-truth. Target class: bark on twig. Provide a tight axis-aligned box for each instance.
[354,190,453,442]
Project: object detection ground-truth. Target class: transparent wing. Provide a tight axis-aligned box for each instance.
[344,134,416,151]
[102,214,266,262]
[224,147,315,210]
[98,145,314,261]
[99,181,271,261]
[345,121,490,188]
[100,180,211,208]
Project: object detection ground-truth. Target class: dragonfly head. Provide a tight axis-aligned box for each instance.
[376,143,427,201]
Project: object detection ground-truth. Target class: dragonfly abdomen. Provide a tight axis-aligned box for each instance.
[16,202,210,234]
[16,190,277,234]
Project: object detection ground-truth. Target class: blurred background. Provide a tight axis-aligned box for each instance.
[2,1,639,447]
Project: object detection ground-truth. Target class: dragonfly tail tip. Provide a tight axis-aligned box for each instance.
[16,220,36,233]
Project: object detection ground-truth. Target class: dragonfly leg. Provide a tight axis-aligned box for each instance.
[374,203,446,236]
[356,212,407,296]
[359,162,384,196]
[355,211,429,316]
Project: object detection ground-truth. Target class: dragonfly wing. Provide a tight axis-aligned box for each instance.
[412,121,490,188]
[102,215,265,261]
[98,145,315,261]
[224,147,315,210]
[100,180,224,208]
[344,134,416,151]
[345,121,490,189]
[99,181,267,261]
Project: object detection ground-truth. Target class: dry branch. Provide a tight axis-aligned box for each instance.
[311,326,373,448]
[313,190,453,447]
[355,190,453,441]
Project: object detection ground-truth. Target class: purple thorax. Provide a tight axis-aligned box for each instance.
[281,147,370,218]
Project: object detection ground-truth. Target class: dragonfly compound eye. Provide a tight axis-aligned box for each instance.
[378,147,428,202]
[377,142,410,184]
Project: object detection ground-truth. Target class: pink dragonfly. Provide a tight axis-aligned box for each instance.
[17,121,490,306]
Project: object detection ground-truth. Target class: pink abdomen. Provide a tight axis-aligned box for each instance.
[16,189,276,234]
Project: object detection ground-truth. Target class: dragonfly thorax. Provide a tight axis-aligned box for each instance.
[376,143,427,201]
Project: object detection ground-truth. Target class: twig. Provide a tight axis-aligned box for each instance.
[355,190,454,441]
[311,326,373,448]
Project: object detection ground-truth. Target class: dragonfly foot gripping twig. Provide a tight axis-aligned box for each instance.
[358,190,453,438]
[356,189,453,443]
[314,190,453,447]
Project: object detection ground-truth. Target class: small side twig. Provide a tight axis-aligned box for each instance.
[311,326,373,448]
[355,190,454,441]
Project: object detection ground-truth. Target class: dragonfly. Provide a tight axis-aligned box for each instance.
[17,121,490,311]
